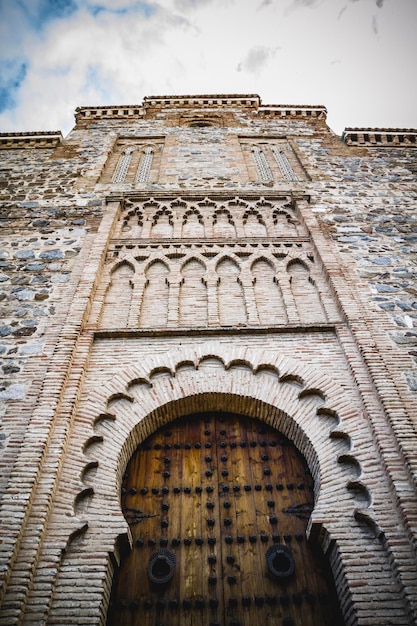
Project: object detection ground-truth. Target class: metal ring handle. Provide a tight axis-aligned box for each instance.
[147,549,176,586]
[265,545,295,580]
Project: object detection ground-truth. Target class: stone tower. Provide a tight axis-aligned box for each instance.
[0,95,416,625]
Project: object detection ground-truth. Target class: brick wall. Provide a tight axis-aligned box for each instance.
[0,96,416,625]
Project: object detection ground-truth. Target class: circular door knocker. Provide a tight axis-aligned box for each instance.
[147,549,176,587]
[265,545,295,581]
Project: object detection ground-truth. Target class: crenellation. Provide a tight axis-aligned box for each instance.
[257,105,327,119]
[0,132,63,150]
[342,128,417,147]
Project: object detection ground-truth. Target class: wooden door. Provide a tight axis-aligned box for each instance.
[108,412,343,626]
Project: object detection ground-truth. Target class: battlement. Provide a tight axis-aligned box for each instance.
[143,94,260,108]
[0,131,62,149]
[75,105,144,122]
[342,127,417,146]
[74,95,327,123]
[257,104,327,119]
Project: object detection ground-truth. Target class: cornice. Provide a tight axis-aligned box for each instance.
[342,127,417,146]
[75,105,144,122]
[0,131,62,149]
[257,105,327,119]
[74,96,328,122]
[143,94,261,108]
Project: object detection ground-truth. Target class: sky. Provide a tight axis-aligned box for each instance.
[0,0,416,137]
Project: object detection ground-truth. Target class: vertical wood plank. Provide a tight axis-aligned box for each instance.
[109,412,344,626]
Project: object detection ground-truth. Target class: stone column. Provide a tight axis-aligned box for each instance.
[129,275,147,327]
[207,277,220,326]
[167,276,181,327]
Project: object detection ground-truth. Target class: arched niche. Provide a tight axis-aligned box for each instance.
[287,260,327,324]
[216,257,247,326]
[251,258,287,325]
[150,209,174,238]
[140,260,170,327]
[179,258,207,327]
[101,262,134,328]
[213,209,236,238]
[243,209,268,237]
[182,208,205,238]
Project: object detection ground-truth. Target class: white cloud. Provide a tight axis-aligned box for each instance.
[285,0,324,16]
[237,46,280,74]
[173,0,215,10]
[258,0,273,8]
[0,0,416,135]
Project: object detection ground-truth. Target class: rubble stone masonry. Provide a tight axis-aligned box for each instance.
[0,95,416,625]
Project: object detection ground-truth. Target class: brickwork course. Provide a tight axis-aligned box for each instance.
[0,94,416,625]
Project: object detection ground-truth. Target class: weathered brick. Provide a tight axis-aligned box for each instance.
[0,96,416,626]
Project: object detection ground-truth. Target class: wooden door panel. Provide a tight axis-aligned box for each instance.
[108,412,343,626]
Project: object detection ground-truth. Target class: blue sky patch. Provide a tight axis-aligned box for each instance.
[86,1,156,18]
[0,59,28,113]
[82,64,113,102]
[15,0,78,31]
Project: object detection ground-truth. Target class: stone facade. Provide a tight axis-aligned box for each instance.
[0,94,416,625]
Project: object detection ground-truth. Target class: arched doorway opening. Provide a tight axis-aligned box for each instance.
[108,411,343,626]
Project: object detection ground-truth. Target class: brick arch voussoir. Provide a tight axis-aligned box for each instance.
[143,257,170,275]
[179,253,208,273]
[79,345,371,551]
[215,252,243,272]
[109,259,136,276]
[106,251,137,269]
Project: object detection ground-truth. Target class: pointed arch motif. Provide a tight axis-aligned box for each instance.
[213,208,236,238]
[100,261,134,328]
[287,260,327,324]
[216,257,247,326]
[143,199,160,211]
[243,208,268,237]
[273,209,298,235]
[150,207,174,238]
[121,207,143,236]
[251,257,287,324]
[179,258,207,326]
[182,207,205,238]
[140,260,170,327]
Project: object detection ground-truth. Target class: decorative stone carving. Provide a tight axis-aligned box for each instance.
[112,147,134,183]
[136,146,154,183]
[252,146,273,182]
[272,145,298,182]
